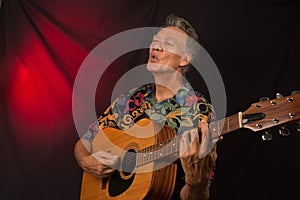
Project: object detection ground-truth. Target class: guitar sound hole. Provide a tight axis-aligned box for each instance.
[108,149,136,197]
[122,149,136,175]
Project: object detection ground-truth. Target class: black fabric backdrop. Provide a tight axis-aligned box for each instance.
[1,0,300,200]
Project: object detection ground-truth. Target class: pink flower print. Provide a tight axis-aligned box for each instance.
[123,92,145,113]
[124,99,136,113]
[134,92,144,106]
[185,95,200,106]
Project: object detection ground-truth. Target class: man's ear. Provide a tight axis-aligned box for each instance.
[179,53,191,67]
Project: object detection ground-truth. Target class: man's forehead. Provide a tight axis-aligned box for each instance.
[155,26,188,40]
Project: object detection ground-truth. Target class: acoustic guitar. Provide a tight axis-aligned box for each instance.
[80,92,300,200]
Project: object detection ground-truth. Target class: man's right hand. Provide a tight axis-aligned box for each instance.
[74,139,119,179]
[80,151,119,179]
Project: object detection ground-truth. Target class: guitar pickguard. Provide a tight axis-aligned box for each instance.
[108,172,135,197]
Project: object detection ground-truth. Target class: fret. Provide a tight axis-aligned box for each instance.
[174,137,178,154]
[166,141,169,155]
[146,152,149,163]
[157,148,161,159]
[171,139,175,154]
[136,152,140,166]
[227,117,230,133]
[143,153,147,163]
[150,145,154,162]
[149,151,153,162]
[159,148,163,158]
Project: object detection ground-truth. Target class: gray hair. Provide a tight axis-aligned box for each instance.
[163,14,199,75]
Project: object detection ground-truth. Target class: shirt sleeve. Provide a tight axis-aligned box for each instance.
[81,120,99,144]
[81,92,126,143]
[80,98,120,144]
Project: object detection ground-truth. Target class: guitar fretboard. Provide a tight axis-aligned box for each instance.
[136,135,181,167]
[209,114,241,136]
[135,113,242,167]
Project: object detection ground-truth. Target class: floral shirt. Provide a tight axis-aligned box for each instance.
[82,82,215,144]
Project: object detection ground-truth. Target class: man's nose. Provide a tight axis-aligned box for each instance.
[153,47,163,52]
[152,43,163,52]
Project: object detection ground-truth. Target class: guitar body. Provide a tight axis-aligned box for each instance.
[80,119,178,200]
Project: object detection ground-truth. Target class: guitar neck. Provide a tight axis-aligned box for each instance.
[136,90,300,166]
[136,112,248,167]
[136,135,182,167]
[210,114,242,136]
[135,114,240,167]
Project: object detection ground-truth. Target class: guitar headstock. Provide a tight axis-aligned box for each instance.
[242,90,300,141]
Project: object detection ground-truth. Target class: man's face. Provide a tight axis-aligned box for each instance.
[147,26,189,74]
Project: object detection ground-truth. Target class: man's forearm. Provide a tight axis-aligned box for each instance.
[74,139,91,167]
[180,148,216,200]
[180,184,209,200]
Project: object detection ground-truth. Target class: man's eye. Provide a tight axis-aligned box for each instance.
[166,42,174,46]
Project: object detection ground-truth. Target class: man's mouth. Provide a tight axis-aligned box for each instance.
[149,54,159,63]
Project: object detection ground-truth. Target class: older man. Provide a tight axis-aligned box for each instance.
[74,14,218,200]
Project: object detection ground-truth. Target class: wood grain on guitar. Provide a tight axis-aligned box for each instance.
[80,119,178,200]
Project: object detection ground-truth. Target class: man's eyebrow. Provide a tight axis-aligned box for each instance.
[164,36,181,45]
[165,36,177,41]
[153,34,178,41]
[153,34,160,39]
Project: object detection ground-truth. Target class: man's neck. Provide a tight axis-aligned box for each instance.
[153,73,183,103]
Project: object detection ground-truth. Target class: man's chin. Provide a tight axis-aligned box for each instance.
[146,63,160,72]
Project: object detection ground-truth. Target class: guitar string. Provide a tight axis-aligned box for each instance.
[116,114,242,168]
[120,136,181,167]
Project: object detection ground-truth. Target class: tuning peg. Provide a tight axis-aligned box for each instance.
[292,90,300,95]
[276,93,284,99]
[297,122,300,132]
[261,131,273,141]
[278,126,290,136]
[259,97,269,102]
